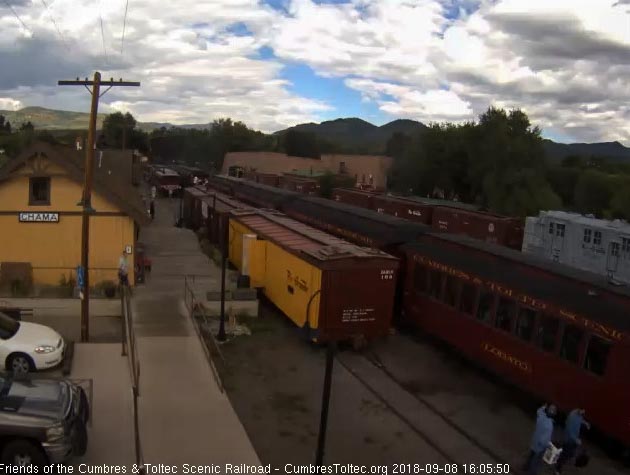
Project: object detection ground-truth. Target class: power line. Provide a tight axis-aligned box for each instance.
[40,0,68,49]
[121,0,129,54]
[99,14,109,65]
[2,0,33,35]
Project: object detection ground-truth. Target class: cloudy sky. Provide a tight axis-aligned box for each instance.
[1,0,630,142]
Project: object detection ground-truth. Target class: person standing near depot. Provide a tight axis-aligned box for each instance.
[523,404,556,475]
[555,408,590,474]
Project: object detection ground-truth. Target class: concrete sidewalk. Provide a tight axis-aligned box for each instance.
[70,343,135,466]
[132,198,259,465]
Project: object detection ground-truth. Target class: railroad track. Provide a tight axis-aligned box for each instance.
[336,350,513,468]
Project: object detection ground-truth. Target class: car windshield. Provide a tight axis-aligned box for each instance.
[0,313,20,340]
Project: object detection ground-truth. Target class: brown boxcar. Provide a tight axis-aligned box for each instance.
[182,186,209,230]
[282,175,319,194]
[372,194,434,225]
[431,206,524,249]
[254,172,281,187]
[402,232,630,447]
[228,209,399,341]
[201,190,251,246]
[331,187,375,209]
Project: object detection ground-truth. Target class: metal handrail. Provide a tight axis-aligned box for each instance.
[120,285,144,473]
[184,276,224,392]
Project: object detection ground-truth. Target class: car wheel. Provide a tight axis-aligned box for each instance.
[1,440,47,466]
[71,420,88,456]
[6,353,34,374]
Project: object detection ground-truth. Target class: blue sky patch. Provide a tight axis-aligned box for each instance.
[279,63,390,124]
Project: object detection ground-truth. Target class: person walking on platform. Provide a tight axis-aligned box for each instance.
[523,404,556,475]
[555,408,590,474]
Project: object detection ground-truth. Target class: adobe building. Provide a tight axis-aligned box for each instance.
[0,142,149,291]
[222,152,393,190]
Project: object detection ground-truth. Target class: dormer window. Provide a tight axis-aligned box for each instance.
[29,177,51,205]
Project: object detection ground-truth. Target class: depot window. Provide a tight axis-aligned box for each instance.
[495,297,516,333]
[584,335,611,376]
[560,324,584,365]
[459,283,476,316]
[536,313,559,353]
[444,275,460,307]
[515,307,536,342]
[476,290,494,324]
[427,270,444,300]
[29,177,51,205]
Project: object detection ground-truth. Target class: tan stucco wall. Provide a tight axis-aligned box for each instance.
[0,160,136,286]
[222,152,393,189]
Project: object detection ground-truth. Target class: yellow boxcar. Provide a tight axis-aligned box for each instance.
[228,210,399,340]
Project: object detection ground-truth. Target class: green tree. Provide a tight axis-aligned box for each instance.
[574,170,613,217]
[282,129,321,158]
[103,112,145,150]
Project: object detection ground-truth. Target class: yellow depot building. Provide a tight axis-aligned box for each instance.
[0,142,149,290]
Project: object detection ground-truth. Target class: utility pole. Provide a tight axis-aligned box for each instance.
[315,341,336,465]
[58,73,140,342]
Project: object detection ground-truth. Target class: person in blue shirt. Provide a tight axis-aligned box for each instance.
[555,408,590,474]
[523,404,556,475]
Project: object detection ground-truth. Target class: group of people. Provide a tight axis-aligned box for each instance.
[524,405,590,475]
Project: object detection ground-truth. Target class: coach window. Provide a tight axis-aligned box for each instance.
[556,224,565,237]
[583,229,592,244]
[427,270,444,300]
[444,275,460,307]
[413,264,427,293]
[622,237,630,257]
[536,313,559,353]
[459,283,477,316]
[584,335,611,376]
[515,307,536,342]
[594,231,602,246]
[560,324,584,365]
[495,297,516,333]
[548,222,555,235]
[476,290,495,324]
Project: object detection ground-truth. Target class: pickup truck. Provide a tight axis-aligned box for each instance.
[0,374,89,465]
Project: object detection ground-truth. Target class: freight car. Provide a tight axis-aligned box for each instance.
[199,174,630,449]
[402,232,630,448]
[431,206,524,250]
[151,167,183,196]
[329,187,523,249]
[332,187,375,209]
[227,209,399,341]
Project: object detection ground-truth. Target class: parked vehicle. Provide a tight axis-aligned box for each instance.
[0,373,89,464]
[0,312,65,373]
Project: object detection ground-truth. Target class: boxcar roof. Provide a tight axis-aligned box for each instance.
[392,194,481,211]
[286,196,431,247]
[405,234,630,332]
[200,190,250,213]
[231,209,396,262]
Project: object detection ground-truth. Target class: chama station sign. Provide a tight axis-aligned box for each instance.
[19,212,60,223]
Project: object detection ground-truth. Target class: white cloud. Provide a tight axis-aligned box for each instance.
[2,0,630,141]
[0,97,23,111]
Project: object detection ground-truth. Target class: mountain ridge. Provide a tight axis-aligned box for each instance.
[2,107,630,162]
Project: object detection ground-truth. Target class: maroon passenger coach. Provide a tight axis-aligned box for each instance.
[402,232,630,447]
